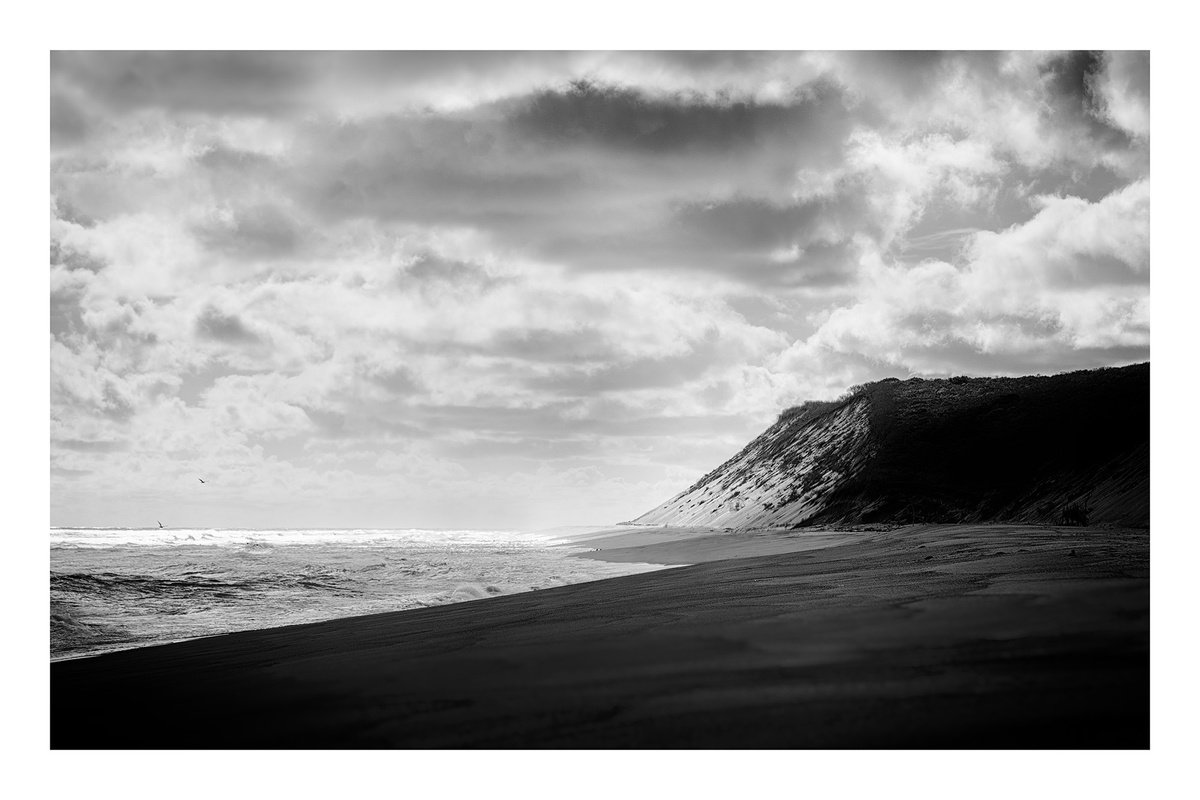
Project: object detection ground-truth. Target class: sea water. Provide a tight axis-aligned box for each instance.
[50,527,663,660]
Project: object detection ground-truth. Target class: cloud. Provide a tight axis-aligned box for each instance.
[815,51,1147,178]
[55,438,128,453]
[48,52,1150,528]
[967,180,1150,286]
[1090,51,1150,141]
[777,180,1150,385]
[365,365,422,395]
[485,327,618,364]
[194,306,261,344]
[51,51,318,118]
[507,78,848,154]
[193,203,302,259]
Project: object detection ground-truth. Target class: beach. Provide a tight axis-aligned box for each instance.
[51,524,1148,749]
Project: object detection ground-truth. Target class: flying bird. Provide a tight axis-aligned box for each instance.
[157,521,164,529]
[198,477,206,484]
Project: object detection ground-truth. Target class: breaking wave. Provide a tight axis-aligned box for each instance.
[50,527,663,660]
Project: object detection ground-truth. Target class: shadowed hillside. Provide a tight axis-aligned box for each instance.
[634,363,1149,529]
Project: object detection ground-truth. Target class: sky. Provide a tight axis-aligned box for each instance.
[49,50,1150,529]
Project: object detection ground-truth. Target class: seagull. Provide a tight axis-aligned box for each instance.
[157,521,164,529]
[198,477,206,484]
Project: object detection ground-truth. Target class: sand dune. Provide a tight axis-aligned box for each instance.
[635,364,1149,529]
[52,524,1148,748]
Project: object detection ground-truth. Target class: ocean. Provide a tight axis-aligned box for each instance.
[50,526,664,661]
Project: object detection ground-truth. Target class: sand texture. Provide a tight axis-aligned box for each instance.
[51,525,1148,749]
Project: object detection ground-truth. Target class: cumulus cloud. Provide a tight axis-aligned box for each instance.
[776,179,1149,386]
[194,306,262,344]
[49,51,1150,528]
[507,78,848,154]
[1090,51,1151,141]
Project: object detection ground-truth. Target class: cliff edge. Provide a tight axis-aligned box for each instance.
[634,363,1149,529]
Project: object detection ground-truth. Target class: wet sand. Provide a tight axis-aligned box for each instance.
[51,524,1148,748]
[562,524,875,564]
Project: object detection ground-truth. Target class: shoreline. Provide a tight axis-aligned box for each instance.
[559,523,871,565]
[50,526,674,663]
[52,524,1149,748]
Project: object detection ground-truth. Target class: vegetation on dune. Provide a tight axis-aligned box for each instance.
[776,400,840,425]
[775,381,887,426]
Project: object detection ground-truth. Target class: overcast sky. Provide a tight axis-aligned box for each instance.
[49,51,1149,529]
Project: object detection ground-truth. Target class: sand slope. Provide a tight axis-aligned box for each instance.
[51,525,1148,748]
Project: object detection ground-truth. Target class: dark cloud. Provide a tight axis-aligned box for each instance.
[188,81,863,290]
[194,306,260,344]
[51,51,316,117]
[647,51,784,72]
[53,196,97,228]
[48,51,594,133]
[1102,51,1149,105]
[299,405,346,436]
[830,51,1144,175]
[196,144,281,173]
[51,467,93,478]
[1040,51,1137,151]
[824,51,987,107]
[99,383,136,420]
[50,241,105,273]
[487,328,617,363]
[50,286,87,341]
[298,113,585,227]
[400,254,502,292]
[50,90,91,147]
[1046,51,1105,111]
[673,193,870,251]
[532,195,865,288]
[675,197,826,249]
[507,79,849,154]
[366,366,422,395]
[98,306,158,346]
[193,204,301,259]
[771,241,862,287]
[1047,254,1147,288]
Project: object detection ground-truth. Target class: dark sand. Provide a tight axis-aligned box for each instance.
[51,524,1148,748]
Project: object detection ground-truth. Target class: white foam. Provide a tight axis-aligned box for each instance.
[49,527,536,549]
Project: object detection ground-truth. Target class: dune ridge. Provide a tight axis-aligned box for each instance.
[634,363,1149,529]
